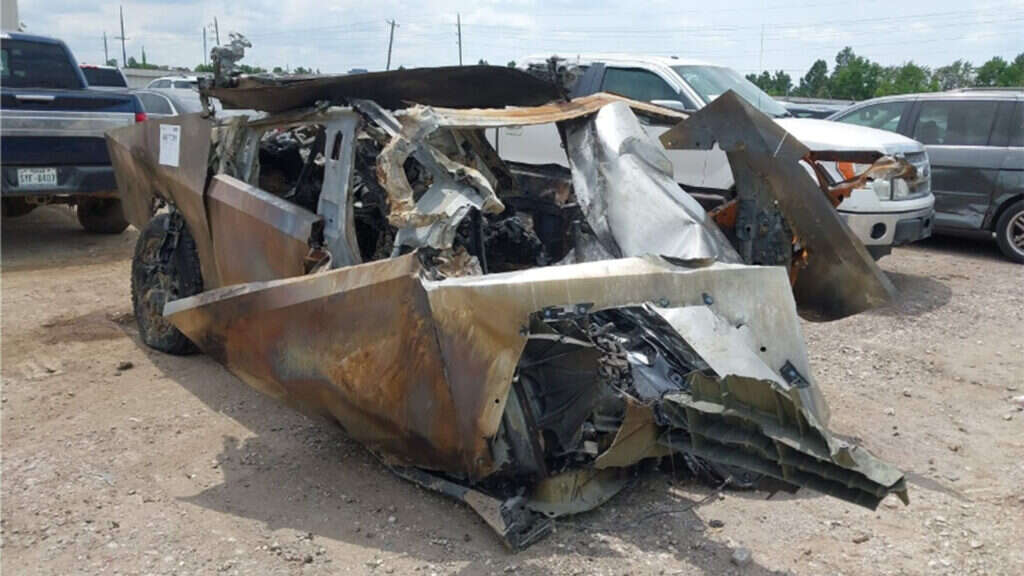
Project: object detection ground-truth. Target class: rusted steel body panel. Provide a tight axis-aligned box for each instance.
[106,114,219,285]
[205,174,321,286]
[166,256,820,478]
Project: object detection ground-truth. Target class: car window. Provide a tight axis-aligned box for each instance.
[671,65,787,117]
[151,79,171,88]
[0,39,82,89]
[172,80,194,89]
[601,67,680,103]
[138,93,174,115]
[835,101,907,132]
[1012,102,1024,147]
[913,100,998,146]
[82,67,127,87]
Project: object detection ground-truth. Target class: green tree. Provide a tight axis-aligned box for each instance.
[829,47,882,100]
[974,53,1023,86]
[875,62,935,96]
[106,58,118,67]
[933,60,974,91]
[746,70,792,96]
[293,66,312,74]
[795,59,830,98]
[194,63,214,73]
[976,56,1008,86]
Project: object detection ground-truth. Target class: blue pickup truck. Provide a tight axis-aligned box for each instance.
[1,31,144,233]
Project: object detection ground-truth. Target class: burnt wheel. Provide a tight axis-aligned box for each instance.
[77,198,129,234]
[131,213,203,354]
[995,200,1024,264]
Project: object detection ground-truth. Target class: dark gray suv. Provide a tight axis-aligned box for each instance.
[830,89,1024,263]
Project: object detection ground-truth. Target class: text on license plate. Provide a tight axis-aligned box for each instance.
[17,168,58,188]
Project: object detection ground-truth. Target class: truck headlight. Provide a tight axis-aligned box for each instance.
[870,179,893,201]
[891,178,911,199]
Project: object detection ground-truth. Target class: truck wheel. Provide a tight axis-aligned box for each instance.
[995,200,1024,264]
[2,198,38,218]
[77,198,129,234]
[131,213,204,354]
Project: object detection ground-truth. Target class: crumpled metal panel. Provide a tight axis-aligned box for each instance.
[564,102,740,264]
[352,100,505,254]
[205,174,321,286]
[106,114,220,287]
[165,256,827,478]
[660,91,895,320]
[207,65,562,113]
[422,92,687,128]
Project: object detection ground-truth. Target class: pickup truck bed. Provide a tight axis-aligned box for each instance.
[1,32,140,233]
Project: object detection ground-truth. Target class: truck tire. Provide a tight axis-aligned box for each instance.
[131,213,204,354]
[995,200,1024,264]
[2,197,38,218]
[77,198,129,234]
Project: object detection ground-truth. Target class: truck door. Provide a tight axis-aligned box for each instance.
[597,67,724,196]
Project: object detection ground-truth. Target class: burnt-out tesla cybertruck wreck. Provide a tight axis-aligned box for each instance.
[107,51,907,549]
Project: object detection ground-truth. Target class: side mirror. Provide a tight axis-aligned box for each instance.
[650,99,689,113]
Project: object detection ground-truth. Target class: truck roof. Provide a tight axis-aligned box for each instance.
[519,53,715,68]
[0,31,68,45]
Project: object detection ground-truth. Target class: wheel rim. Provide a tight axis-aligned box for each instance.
[1009,211,1024,256]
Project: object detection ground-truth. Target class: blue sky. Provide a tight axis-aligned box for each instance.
[17,0,1024,76]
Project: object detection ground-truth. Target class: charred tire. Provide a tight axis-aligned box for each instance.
[1,197,38,218]
[995,200,1024,264]
[131,213,203,355]
[77,198,129,234]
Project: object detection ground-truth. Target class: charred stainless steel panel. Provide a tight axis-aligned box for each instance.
[207,66,562,113]
[660,91,896,320]
[315,110,363,267]
[206,174,322,285]
[107,114,219,287]
[564,102,739,264]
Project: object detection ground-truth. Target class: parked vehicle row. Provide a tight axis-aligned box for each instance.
[1,31,144,233]
[494,54,935,259]
[830,89,1024,262]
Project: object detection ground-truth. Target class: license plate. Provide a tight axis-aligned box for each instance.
[17,168,58,188]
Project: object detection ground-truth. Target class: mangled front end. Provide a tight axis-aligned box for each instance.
[107,74,906,549]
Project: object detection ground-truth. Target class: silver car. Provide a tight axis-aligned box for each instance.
[830,89,1024,263]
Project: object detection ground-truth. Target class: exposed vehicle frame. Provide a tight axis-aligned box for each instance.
[107,43,907,549]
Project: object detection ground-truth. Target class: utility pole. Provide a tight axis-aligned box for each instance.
[213,17,220,45]
[385,19,397,71]
[115,5,128,67]
[457,13,462,66]
[203,27,207,65]
[103,31,109,64]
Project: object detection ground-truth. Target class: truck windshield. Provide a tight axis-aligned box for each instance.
[672,65,790,118]
[1,39,83,90]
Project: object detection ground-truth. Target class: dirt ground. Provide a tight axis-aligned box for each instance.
[2,205,1022,576]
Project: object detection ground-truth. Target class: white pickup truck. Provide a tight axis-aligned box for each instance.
[493,54,935,258]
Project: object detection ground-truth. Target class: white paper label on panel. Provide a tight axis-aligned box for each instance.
[159,124,181,167]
